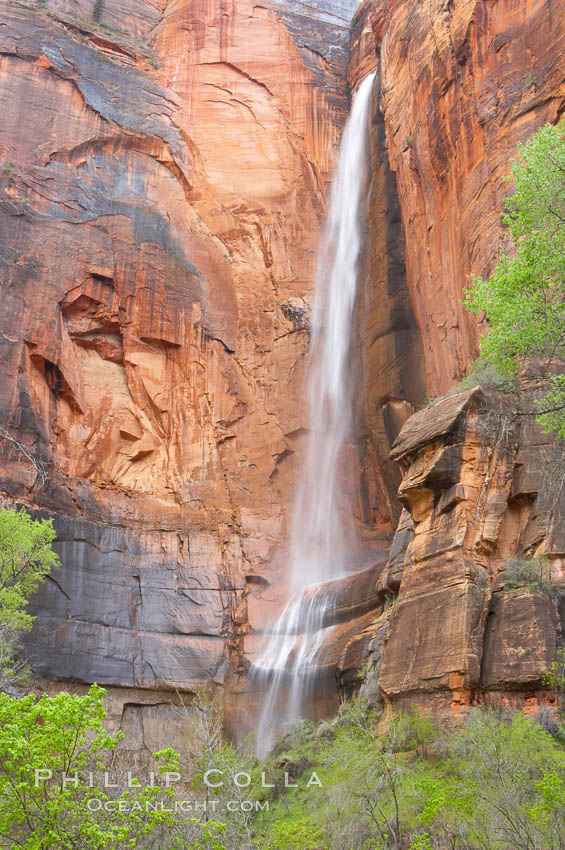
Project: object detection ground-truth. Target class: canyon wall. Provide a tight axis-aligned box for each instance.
[352,0,565,396]
[0,0,366,749]
[372,387,565,716]
[334,0,565,717]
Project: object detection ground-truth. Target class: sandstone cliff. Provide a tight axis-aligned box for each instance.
[0,0,360,749]
[331,0,565,716]
[351,0,565,396]
[377,387,565,715]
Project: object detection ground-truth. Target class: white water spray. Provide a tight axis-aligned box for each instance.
[253,73,376,758]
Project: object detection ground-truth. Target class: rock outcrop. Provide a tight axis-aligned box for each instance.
[357,387,565,716]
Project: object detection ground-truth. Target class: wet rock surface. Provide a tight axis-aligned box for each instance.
[0,0,361,747]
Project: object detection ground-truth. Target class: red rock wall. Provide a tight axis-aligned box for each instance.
[352,73,426,533]
[375,388,565,716]
[352,0,565,396]
[2,0,565,744]
[339,0,565,717]
[0,0,360,746]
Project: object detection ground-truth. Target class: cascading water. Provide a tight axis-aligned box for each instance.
[253,72,376,758]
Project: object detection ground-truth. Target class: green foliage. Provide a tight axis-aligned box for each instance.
[528,771,565,834]
[261,817,327,850]
[261,699,433,849]
[258,699,565,850]
[445,710,565,849]
[0,684,170,848]
[408,834,432,850]
[0,508,59,633]
[503,555,555,594]
[542,646,565,720]
[0,508,59,689]
[2,161,13,175]
[412,774,454,827]
[0,687,554,850]
[463,119,565,437]
[92,0,104,22]
[185,820,228,850]
[4,688,559,850]
[395,706,437,756]
[458,356,513,391]
[537,372,565,437]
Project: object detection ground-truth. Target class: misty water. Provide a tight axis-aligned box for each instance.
[253,72,376,758]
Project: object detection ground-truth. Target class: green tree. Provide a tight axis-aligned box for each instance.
[261,817,327,850]
[0,508,59,688]
[155,689,263,849]
[542,645,565,720]
[315,699,417,850]
[528,770,565,848]
[464,119,565,436]
[396,705,438,757]
[0,507,58,632]
[0,684,171,848]
[445,711,565,849]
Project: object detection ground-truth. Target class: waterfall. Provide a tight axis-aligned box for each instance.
[253,72,375,758]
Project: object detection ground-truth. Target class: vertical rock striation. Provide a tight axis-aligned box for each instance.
[350,0,565,395]
[0,0,359,748]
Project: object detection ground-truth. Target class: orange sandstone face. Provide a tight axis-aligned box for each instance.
[0,0,354,512]
[0,0,356,704]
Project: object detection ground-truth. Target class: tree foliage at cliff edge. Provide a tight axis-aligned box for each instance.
[464,119,565,436]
